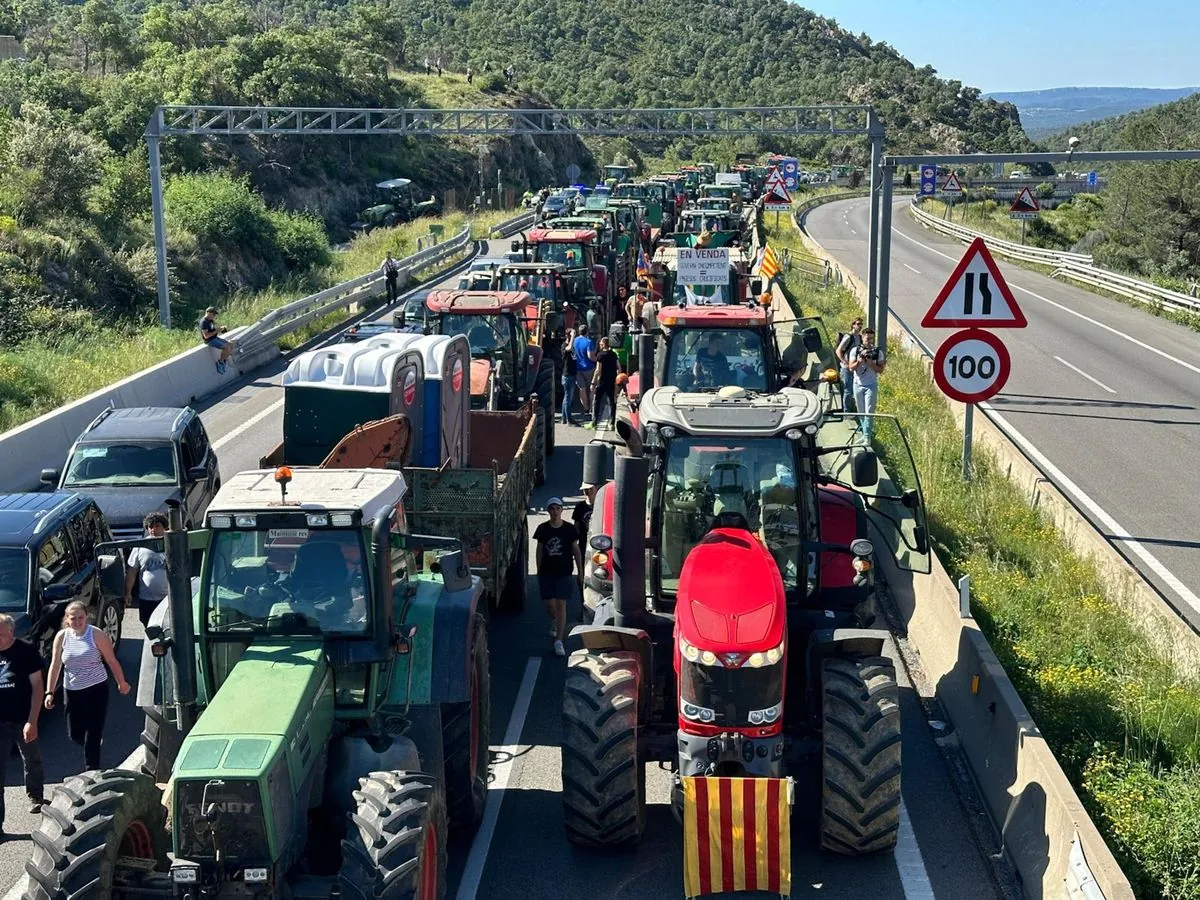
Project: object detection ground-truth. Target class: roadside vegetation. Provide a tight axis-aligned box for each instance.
[768,211,1200,899]
[0,208,510,432]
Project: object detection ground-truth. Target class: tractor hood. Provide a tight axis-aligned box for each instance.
[675,527,786,655]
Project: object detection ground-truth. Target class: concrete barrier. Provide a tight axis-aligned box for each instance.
[781,194,1137,898]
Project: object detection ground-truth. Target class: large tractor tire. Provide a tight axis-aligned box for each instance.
[340,772,447,900]
[443,614,492,836]
[497,517,528,613]
[819,655,902,855]
[561,650,645,847]
[25,769,169,899]
[534,360,556,458]
[139,708,183,784]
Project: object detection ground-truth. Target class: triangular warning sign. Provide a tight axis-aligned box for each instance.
[765,168,787,189]
[763,178,792,205]
[921,238,1027,328]
[1010,187,1040,213]
[941,172,963,193]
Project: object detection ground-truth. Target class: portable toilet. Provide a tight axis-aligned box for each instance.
[367,334,471,468]
[279,340,424,466]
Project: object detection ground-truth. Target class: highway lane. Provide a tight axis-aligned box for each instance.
[0,243,1009,898]
[806,196,1200,625]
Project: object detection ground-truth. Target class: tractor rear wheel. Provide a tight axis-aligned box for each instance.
[820,655,902,854]
[561,650,645,847]
[497,518,528,613]
[534,360,556,457]
[340,772,447,900]
[24,769,169,900]
[442,614,491,836]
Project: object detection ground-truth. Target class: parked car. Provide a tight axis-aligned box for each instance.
[42,406,221,539]
[0,492,126,660]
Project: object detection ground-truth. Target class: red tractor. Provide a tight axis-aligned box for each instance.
[563,385,930,864]
[518,227,613,326]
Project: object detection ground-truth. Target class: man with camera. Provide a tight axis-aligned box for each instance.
[848,327,885,441]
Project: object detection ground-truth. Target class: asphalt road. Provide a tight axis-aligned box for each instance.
[806,196,1200,626]
[0,244,1010,899]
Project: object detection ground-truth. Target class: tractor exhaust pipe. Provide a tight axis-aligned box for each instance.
[164,500,198,733]
[612,453,648,629]
[637,332,654,397]
[582,440,611,488]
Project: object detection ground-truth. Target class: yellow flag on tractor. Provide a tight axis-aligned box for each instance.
[681,776,792,899]
[759,244,782,282]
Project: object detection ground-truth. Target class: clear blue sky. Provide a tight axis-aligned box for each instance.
[802,0,1200,92]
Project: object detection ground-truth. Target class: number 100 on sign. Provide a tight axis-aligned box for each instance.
[932,329,1011,404]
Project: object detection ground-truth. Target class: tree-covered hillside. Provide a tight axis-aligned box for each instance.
[0,0,1034,341]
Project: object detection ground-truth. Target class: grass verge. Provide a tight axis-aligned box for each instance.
[0,210,514,432]
[767,212,1200,899]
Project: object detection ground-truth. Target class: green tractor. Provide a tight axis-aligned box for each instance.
[351,178,442,234]
[24,466,490,900]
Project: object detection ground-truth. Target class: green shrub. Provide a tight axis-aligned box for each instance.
[164,172,275,256]
[267,210,330,271]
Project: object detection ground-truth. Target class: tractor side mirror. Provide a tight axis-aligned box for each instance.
[801,327,822,354]
[40,469,59,486]
[749,277,763,297]
[901,489,920,510]
[394,309,406,329]
[850,449,878,487]
[511,240,521,253]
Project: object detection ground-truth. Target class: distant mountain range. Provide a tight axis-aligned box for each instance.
[985,87,1200,138]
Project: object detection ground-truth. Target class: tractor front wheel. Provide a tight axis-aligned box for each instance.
[443,614,492,836]
[339,772,447,900]
[561,650,645,847]
[24,769,169,900]
[820,655,902,854]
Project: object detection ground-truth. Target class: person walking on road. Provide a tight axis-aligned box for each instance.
[44,601,131,771]
[572,326,597,420]
[381,251,401,303]
[835,317,863,413]
[534,499,582,657]
[0,614,45,825]
[590,337,620,430]
[848,327,885,442]
[126,512,168,628]
[561,328,578,426]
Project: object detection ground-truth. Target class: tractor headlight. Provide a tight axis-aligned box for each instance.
[679,637,717,666]
[746,638,785,668]
[243,868,269,883]
[172,866,199,883]
[748,702,782,725]
[682,701,715,723]
[850,538,874,558]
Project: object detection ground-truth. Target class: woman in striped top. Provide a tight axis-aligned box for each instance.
[44,601,131,770]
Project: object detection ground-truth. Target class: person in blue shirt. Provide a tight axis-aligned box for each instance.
[572,326,597,418]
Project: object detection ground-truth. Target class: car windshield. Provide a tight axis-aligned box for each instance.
[500,272,555,301]
[660,437,805,594]
[0,549,29,610]
[63,442,178,487]
[203,528,370,636]
[534,242,585,267]
[665,328,767,391]
[439,313,513,356]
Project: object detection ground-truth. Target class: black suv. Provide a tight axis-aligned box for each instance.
[0,493,126,660]
[43,407,221,540]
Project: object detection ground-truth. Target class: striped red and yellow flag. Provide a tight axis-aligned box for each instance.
[759,245,782,281]
[682,776,792,899]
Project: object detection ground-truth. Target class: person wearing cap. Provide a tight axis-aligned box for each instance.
[572,480,598,548]
[533,498,582,657]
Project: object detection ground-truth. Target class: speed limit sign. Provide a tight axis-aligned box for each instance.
[933,329,1011,403]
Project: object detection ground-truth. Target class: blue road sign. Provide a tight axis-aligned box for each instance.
[1087,171,1098,186]
[565,163,582,183]
[919,165,937,197]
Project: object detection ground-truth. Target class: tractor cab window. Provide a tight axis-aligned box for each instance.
[440,313,514,358]
[665,328,767,392]
[659,437,804,594]
[501,272,555,301]
[535,242,585,268]
[203,528,370,636]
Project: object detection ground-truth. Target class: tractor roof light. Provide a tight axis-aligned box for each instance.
[850,538,874,558]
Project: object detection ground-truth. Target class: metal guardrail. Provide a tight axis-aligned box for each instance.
[236,211,535,355]
[909,198,1094,266]
[909,198,1200,316]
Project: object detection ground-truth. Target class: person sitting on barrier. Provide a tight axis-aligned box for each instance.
[200,306,235,375]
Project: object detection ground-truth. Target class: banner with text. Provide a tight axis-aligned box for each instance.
[677,248,731,285]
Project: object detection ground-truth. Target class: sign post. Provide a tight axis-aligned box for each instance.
[940,171,963,220]
[1009,186,1040,245]
[762,167,793,230]
[923,238,1026,479]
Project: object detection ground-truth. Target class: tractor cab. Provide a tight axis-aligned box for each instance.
[603,164,634,185]
[612,182,665,228]
[350,178,440,233]
[696,197,735,214]
[523,228,609,303]
[699,183,742,213]
[424,289,545,410]
[494,263,584,333]
[673,209,743,247]
[696,162,717,184]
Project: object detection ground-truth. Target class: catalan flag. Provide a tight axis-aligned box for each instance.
[759,244,782,282]
[682,776,792,899]
[636,248,652,279]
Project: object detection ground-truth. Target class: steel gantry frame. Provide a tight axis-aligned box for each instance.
[144,104,884,326]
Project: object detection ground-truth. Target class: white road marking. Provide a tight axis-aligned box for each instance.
[212,396,285,451]
[456,657,542,900]
[981,400,1200,614]
[902,263,922,275]
[896,800,936,899]
[892,227,1200,376]
[1053,356,1117,394]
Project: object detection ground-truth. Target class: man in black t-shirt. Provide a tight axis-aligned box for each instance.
[533,498,583,657]
[0,614,45,828]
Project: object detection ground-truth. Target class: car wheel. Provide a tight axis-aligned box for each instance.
[97,596,122,652]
